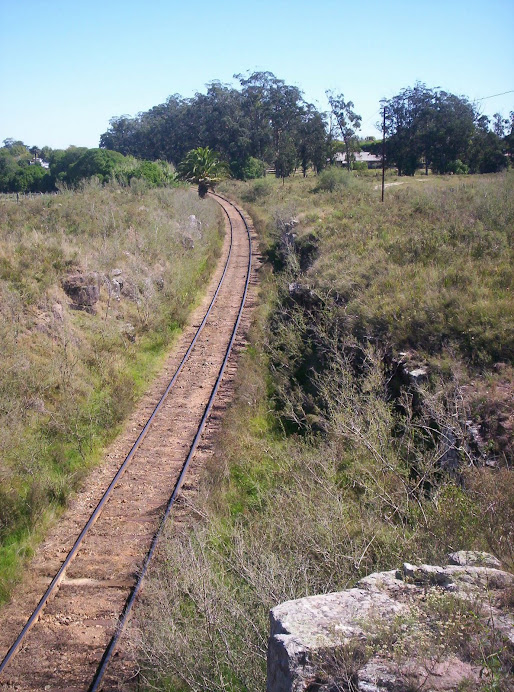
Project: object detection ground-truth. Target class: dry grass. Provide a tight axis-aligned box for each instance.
[0,182,223,602]
[133,172,513,691]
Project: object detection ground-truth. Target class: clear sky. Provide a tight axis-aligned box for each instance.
[1,0,513,149]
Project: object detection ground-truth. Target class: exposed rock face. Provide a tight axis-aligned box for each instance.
[62,273,100,312]
[358,657,482,692]
[180,214,203,248]
[105,269,124,302]
[52,302,64,321]
[279,229,319,271]
[276,216,299,234]
[267,552,513,692]
[447,550,502,569]
[287,282,320,308]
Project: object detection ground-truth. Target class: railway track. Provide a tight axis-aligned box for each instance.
[0,193,255,691]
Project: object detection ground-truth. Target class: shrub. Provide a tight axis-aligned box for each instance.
[447,159,469,175]
[67,148,126,184]
[121,159,176,188]
[315,165,352,192]
[241,177,273,203]
[233,156,266,180]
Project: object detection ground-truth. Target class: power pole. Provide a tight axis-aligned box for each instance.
[381,102,386,202]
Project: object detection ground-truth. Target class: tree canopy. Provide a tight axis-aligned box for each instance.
[1,77,510,194]
[100,72,328,180]
[0,141,176,193]
[177,146,229,197]
[326,91,362,171]
[383,83,510,175]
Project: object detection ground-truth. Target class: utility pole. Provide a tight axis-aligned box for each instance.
[381,101,386,202]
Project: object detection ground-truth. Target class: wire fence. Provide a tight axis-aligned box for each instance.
[0,191,61,203]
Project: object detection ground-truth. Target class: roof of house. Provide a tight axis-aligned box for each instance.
[335,151,382,163]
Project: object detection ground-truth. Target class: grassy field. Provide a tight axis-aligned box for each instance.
[0,181,223,602]
[134,170,513,691]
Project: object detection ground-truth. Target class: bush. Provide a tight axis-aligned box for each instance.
[240,156,266,180]
[120,159,176,188]
[315,165,352,192]
[352,161,368,172]
[447,159,469,175]
[241,177,273,202]
[67,148,126,184]
[13,164,52,193]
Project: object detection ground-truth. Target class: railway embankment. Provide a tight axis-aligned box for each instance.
[133,171,513,691]
[0,192,256,689]
[0,183,224,606]
[0,192,256,690]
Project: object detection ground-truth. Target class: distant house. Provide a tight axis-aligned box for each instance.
[29,157,50,169]
[334,151,382,169]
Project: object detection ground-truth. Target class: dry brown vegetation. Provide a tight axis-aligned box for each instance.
[133,171,513,691]
[0,181,223,601]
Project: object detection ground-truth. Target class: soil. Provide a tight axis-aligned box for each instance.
[0,196,260,691]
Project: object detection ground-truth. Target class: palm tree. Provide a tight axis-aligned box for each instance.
[177,147,228,197]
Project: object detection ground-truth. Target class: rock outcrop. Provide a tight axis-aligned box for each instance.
[62,272,101,312]
[267,552,513,692]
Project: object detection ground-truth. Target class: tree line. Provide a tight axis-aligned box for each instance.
[2,74,512,194]
[100,72,329,180]
[0,141,175,193]
[100,73,512,178]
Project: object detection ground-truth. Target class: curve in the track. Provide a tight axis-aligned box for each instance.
[0,193,252,691]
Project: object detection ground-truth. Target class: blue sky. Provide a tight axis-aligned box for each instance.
[1,0,513,149]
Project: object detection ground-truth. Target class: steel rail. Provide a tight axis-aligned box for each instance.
[89,192,252,691]
[0,194,238,679]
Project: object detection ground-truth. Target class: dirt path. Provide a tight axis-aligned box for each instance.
[0,196,260,691]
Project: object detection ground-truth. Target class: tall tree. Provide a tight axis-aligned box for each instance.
[492,112,507,138]
[101,72,329,180]
[298,106,328,176]
[383,83,434,175]
[428,91,476,174]
[383,84,487,175]
[505,111,514,160]
[468,116,507,174]
[275,133,297,181]
[326,91,361,171]
[236,71,277,162]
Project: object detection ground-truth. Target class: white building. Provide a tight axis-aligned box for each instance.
[334,151,382,168]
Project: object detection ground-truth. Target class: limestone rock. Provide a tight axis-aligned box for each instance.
[358,657,482,692]
[447,550,502,568]
[267,553,513,692]
[188,214,202,235]
[52,302,64,321]
[110,278,122,300]
[287,283,320,308]
[276,216,299,234]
